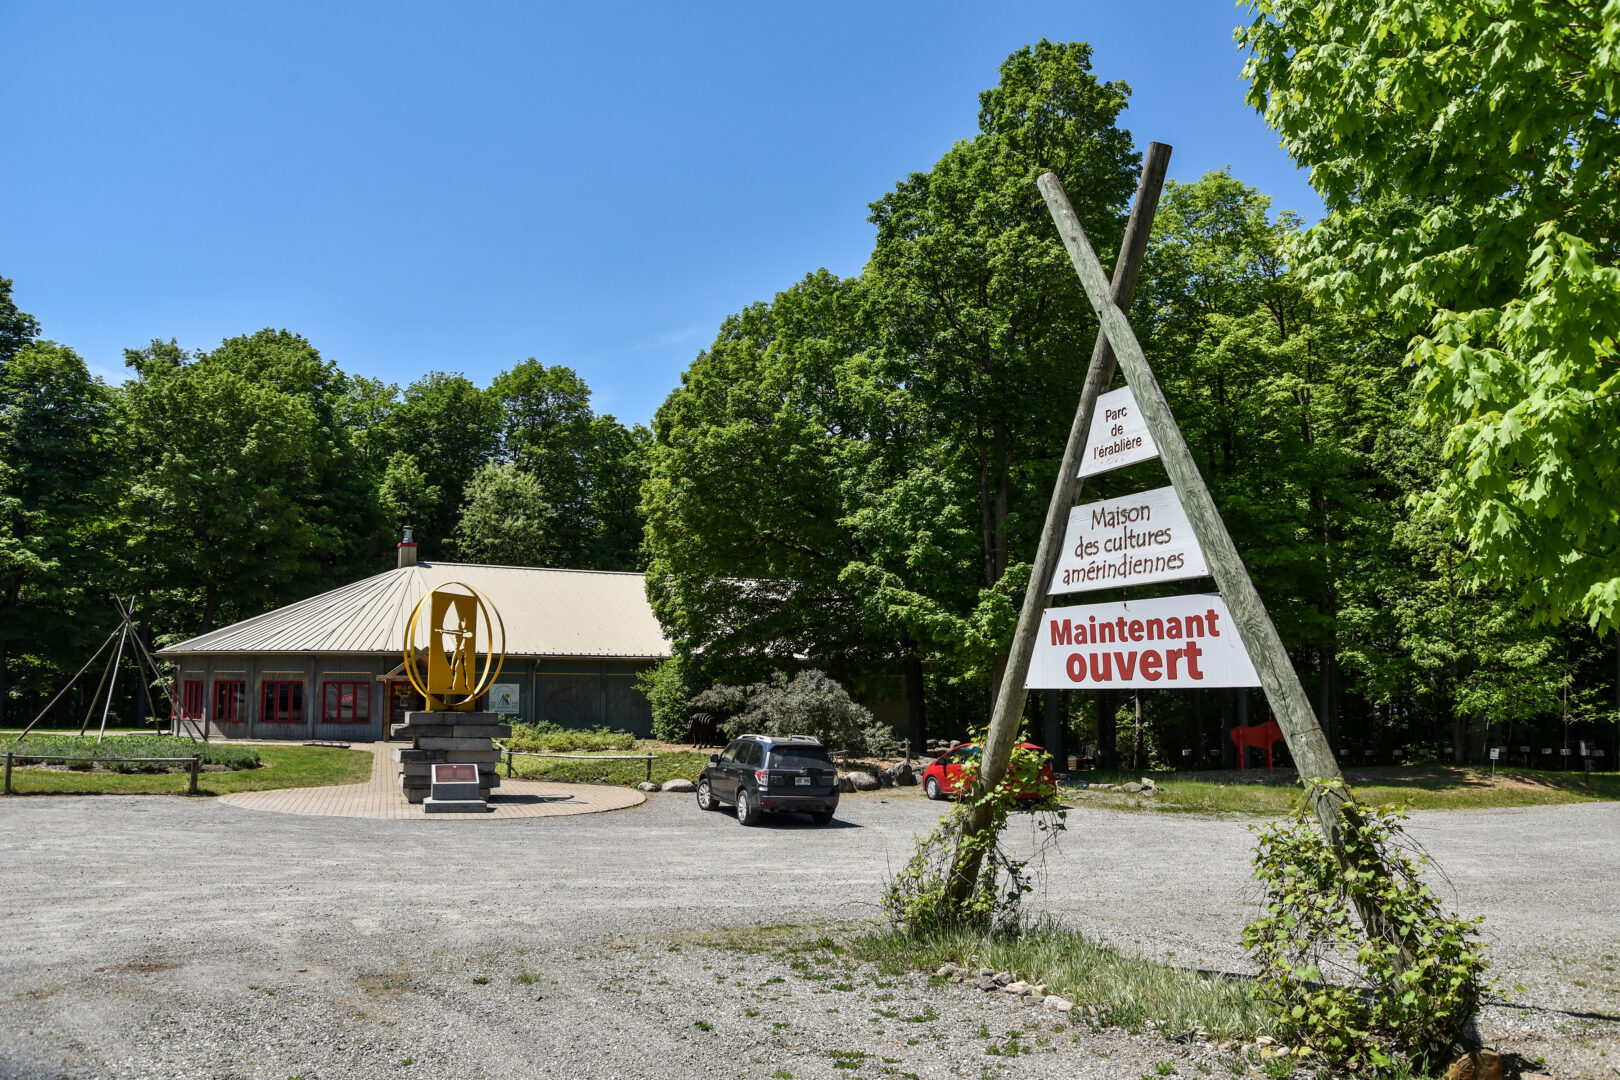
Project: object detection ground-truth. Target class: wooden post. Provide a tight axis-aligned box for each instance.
[948,143,1172,896]
[4,752,12,795]
[1035,171,1353,844]
[188,753,200,795]
[96,619,130,744]
[645,754,653,784]
[506,749,513,778]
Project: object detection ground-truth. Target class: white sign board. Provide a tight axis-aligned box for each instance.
[489,683,521,715]
[1025,594,1260,690]
[1079,385,1159,476]
[1049,485,1208,594]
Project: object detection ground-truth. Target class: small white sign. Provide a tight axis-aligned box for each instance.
[1489,748,1500,761]
[1079,386,1159,477]
[1026,594,1260,690]
[1049,486,1208,594]
[489,683,521,714]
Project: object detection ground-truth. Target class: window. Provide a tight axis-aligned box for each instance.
[718,740,743,763]
[175,680,204,720]
[214,681,246,723]
[261,681,304,724]
[322,681,370,724]
[765,746,832,770]
[740,740,763,766]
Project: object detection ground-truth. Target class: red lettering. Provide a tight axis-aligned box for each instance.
[1089,652,1112,681]
[1114,617,1128,641]
[1113,651,1137,680]
[1127,619,1143,642]
[1051,619,1073,646]
[1166,648,1182,679]
[1183,638,1205,680]
[1140,650,1163,681]
[1206,608,1221,636]
[1065,653,1087,682]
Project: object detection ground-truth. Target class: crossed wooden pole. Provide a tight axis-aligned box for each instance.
[950,144,1357,901]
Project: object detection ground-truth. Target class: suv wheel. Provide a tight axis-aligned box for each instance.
[809,810,834,826]
[696,778,718,811]
[924,776,943,801]
[735,787,760,826]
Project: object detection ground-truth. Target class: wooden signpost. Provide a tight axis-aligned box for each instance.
[952,145,1359,901]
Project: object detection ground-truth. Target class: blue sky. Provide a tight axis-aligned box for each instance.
[1,1,1317,425]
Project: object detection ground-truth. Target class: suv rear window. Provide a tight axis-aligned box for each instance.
[766,746,833,770]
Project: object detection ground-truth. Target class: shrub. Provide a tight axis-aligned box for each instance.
[693,669,896,755]
[1243,779,1488,1075]
[503,722,635,753]
[636,658,694,743]
[3,734,260,772]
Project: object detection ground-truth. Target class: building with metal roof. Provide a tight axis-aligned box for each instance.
[157,542,670,742]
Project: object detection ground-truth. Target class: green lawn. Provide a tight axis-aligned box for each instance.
[3,744,372,796]
[1062,765,1620,815]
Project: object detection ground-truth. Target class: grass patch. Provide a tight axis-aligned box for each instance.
[506,745,710,787]
[3,744,371,795]
[850,922,1267,1040]
[1063,766,1620,815]
[4,732,260,771]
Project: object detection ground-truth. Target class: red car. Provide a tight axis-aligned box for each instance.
[921,742,1058,802]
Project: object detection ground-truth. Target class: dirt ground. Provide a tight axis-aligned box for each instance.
[1,789,1615,1078]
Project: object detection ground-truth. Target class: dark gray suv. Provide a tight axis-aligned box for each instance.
[696,734,839,826]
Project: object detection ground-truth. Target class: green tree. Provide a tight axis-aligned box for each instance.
[377,451,441,539]
[1238,0,1620,632]
[381,372,501,556]
[121,339,334,635]
[452,464,559,566]
[0,340,115,724]
[0,276,40,365]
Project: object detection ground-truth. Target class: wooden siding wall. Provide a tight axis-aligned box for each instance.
[170,655,657,741]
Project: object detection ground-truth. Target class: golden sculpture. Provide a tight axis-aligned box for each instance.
[403,582,506,711]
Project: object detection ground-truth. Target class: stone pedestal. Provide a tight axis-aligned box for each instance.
[391,711,511,807]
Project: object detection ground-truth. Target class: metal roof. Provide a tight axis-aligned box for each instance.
[156,562,672,660]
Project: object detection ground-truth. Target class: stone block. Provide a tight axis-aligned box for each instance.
[424,797,493,814]
[454,724,511,739]
[417,737,497,751]
[405,711,498,724]
[444,749,502,764]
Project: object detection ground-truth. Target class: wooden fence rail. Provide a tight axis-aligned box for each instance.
[3,752,201,795]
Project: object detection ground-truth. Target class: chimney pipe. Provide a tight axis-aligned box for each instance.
[397,525,418,568]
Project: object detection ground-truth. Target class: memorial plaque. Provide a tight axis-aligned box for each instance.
[433,763,478,784]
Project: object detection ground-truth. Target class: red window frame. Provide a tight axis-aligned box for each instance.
[260,681,304,724]
[214,680,246,723]
[321,681,371,724]
[174,680,204,720]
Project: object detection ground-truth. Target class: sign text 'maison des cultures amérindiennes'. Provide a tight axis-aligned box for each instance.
[1024,594,1261,690]
[1049,485,1209,594]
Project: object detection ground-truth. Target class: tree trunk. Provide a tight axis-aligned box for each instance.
[1097,689,1116,770]
[1042,689,1065,770]
[1131,692,1144,770]
[199,583,219,637]
[904,649,927,757]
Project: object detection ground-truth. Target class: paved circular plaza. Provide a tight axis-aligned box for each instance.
[217,742,646,819]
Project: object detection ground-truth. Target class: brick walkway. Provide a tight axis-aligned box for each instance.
[217,743,646,820]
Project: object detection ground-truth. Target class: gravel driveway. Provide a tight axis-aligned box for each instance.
[1,788,1615,1078]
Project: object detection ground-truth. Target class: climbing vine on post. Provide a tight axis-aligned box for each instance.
[884,742,1065,937]
[1244,779,1489,1074]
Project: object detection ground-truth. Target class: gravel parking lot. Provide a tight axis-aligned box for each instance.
[1,788,1615,1078]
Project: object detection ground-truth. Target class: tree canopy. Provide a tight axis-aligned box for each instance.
[1238,0,1620,633]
